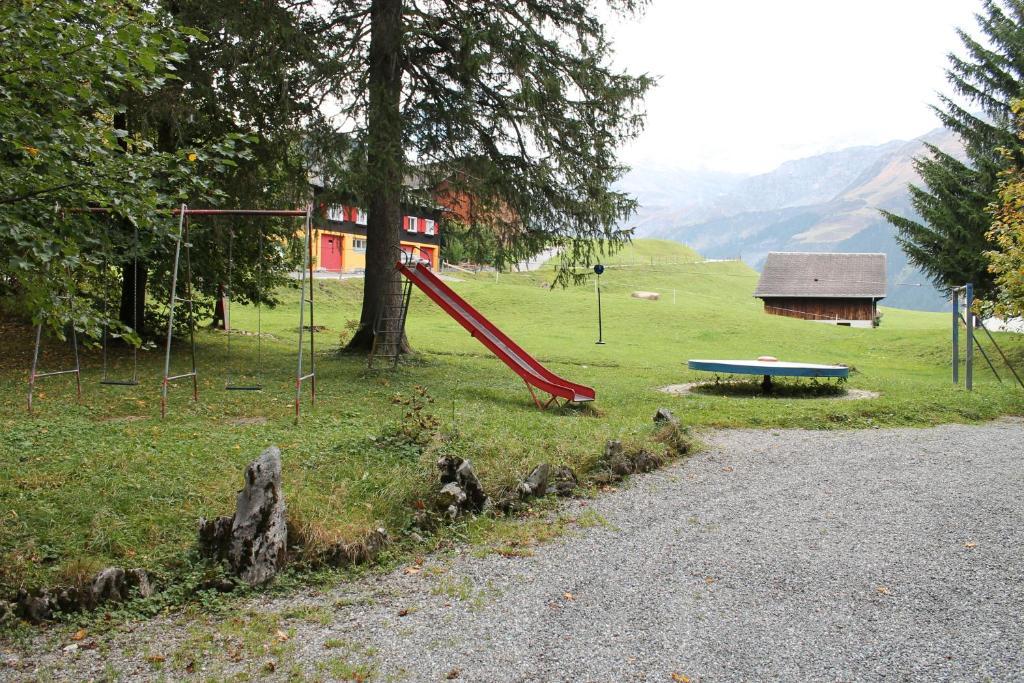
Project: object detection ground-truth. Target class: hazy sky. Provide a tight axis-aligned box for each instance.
[610,0,981,174]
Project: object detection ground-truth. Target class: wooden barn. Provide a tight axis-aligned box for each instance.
[753,252,887,327]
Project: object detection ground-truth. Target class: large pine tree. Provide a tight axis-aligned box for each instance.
[323,0,654,351]
[883,0,1024,298]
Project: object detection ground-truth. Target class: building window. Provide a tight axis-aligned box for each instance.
[352,238,367,252]
[424,219,435,236]
[356,209,367,225]
[327,204,345,222]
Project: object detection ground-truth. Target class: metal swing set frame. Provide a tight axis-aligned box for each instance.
[27,204,318,422]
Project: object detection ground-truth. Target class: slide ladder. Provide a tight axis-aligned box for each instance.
[369,268,413,369]
[397,261,595,409]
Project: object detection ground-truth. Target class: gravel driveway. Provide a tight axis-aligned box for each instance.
[5,420,1023,681]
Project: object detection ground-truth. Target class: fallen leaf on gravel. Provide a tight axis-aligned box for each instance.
[671,673,691,682]
[965,541,977,549]
[71,629,87,641]
[145,654,165,664]
[722,466,734,473]
[398,608,411,616]
[563,592,575,601]
[185,661,196,674]
[600,485,617,493]
[404,566,422,575]
[705,577,716,585]
[876,586,891,595]
[264,660,277,673]
[275,629,289,642]
[446,668,461,679]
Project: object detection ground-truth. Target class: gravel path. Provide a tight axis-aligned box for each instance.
[4,420,1023,681]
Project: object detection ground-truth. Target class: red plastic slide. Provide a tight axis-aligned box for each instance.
[397,261,596,408]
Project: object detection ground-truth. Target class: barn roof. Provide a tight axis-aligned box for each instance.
[754,252,887,299]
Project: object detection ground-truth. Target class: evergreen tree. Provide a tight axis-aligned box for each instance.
[883,0,1024,298]
[322,0,654,351]
[115,0,337,336]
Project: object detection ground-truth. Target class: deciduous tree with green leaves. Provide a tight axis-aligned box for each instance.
[987,103,1024,316]
[882,0,1024,299]
[0,0,218,339]
[322,0,654,351]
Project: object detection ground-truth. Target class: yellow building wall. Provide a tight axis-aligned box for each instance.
[308,229,438,272]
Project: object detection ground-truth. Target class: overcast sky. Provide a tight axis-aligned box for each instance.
[609,0,981,174]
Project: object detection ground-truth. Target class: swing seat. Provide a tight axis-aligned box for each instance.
[100,379,140,386]
[226,384,263,391]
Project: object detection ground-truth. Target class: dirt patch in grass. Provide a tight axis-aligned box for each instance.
[660,381,880,401]
[228,417,270,426]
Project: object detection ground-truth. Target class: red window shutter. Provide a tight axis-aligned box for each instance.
[417,217,427,233]
[403,216,409,231]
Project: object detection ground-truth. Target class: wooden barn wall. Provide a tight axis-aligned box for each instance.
[760,297,876,321]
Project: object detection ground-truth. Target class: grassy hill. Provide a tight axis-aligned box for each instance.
[1,240,1021,598]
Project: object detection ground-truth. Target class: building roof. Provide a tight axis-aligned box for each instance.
[754,252,887,299]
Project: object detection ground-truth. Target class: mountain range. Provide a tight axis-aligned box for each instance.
[619,127,965,310]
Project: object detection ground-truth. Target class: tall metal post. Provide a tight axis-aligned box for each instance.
[965,282,974,391]
[161,204,189,418]
[594,264,605,345]
[952,288,959,385]
[295,205,316,422]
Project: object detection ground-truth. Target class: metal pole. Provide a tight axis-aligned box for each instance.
[295,205,313,422]
[952,288,959,386]
[596,274,605,345]
[960,314,1001,382]
[308,206,316,406]
[977,320,1024,389]
[965,283,974,391]
[28,322,43,414]
[184,213,198,403]
[162,204,187,418]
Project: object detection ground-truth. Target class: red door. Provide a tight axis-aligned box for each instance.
[320,234,342,271]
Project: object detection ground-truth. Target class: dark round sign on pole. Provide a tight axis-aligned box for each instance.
[594,264,605,344]
[593,264,605,276]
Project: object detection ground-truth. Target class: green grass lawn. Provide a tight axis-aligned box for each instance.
[1,239,1022,597]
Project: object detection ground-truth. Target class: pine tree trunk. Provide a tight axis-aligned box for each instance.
[346,0,407,352]
[118,259,147,338]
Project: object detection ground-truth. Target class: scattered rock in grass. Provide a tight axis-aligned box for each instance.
[197,446,288,586]
[90,567,128,605]
[15,589,52,624]
[438,482,467,518]
[604,440,634,477]
[550,466,579,497]
[610,456,635,477]
[604,440,625,461]
[228,446,288,585]
[657,422,692,458]
[197,515,234,561]
[632,450,663,473]
[653,408,679,425]
[54,587,81,614]
[436,456,488,518]
[10,567,156,622]
[517,463,550,499]
[128,568,155,598]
